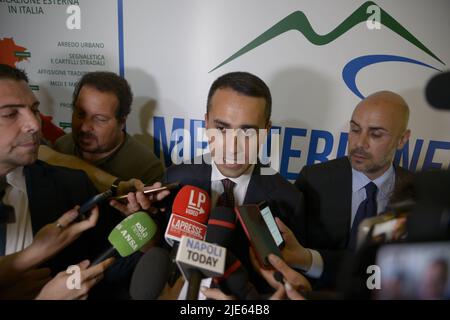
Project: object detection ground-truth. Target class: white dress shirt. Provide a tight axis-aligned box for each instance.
[3,166,33,256]
[210,161,255,208]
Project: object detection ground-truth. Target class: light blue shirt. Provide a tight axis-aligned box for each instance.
[350,165,396,228]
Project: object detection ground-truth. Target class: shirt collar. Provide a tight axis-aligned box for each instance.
[211,161,255,187]
[352,165,395,198]
[6,166,27,192]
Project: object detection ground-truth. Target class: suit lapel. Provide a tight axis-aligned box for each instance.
[243,164,275,205]
[198,163,212,196]
[331,157,353,245]
[24,161,61,235]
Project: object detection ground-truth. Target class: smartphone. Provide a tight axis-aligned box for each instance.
[356,212,408,250]
[258,201,285,248]
[235,204,283,268]
[110,182,180,201]
[77,189,113,220]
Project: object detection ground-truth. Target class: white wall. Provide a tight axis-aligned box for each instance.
[1,0,449,180]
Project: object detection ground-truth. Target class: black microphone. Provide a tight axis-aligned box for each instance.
[129,247,171,300]
[213,251,261,300]
[205,206,236,248]
[425,71,450,110]
[205,207,260,300]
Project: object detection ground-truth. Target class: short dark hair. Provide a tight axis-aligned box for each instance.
[207,71,272,123]
[0,64,29,82]
[72,71,132,120]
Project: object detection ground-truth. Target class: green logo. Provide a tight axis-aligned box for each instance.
[210,1,444,72]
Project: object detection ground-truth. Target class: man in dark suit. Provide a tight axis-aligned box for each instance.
[294,91,413,288]
[0,64,141,299]
[162,72,305,294]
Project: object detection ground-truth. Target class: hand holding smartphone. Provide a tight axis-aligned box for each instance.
[235,204,283,268]
[109,182,180,201]
[76,189,113,221]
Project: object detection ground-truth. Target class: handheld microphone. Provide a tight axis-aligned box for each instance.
[91,211,157,265]
[426,71,450,110]
[164,185,211,286]
[165,185,211,245]
[205,207,260,300]
[205,206,236,248]
[213,251,261,300]
[175,236,226,300]
[129,247,171,300]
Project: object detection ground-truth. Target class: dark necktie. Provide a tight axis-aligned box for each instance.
[348,181,378,251]
[216,178,236,208]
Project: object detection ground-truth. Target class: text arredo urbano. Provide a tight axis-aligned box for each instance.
[57,41,105,49]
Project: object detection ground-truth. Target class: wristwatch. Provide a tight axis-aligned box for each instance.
[110,178,122,197]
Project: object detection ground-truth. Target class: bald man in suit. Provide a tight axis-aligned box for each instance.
[294,91,413,289]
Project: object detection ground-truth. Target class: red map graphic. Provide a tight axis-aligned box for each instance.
[0,37,29,67]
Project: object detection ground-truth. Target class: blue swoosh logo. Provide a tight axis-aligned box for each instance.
[342,55,442,99]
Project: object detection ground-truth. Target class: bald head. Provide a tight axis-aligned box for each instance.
[355,91,410,133]
[348,91,411,180]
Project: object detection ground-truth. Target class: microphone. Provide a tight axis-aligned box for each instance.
[165,185,211,245]
[129,247,171,300]
[213,251,261,300]
[205,206,236,248]
[91,211,157,265]
[426,71,450,110]
[164,185,211,286]
[205,207,260,300]
[175,236,226,300]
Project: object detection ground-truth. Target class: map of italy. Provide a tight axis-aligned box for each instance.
[0,37,30,67]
